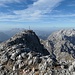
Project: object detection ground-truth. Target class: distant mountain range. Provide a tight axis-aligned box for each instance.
[0,28,25,42]
[0,31,9,42]
[0,28,58,42]
[4,28,25,37]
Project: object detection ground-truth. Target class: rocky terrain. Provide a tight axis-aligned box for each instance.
[45,29,75,61]
[0,29,75,75]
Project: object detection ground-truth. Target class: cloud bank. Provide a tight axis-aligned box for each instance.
[0,0,63,21]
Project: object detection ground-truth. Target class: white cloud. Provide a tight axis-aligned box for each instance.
[0,0,63,21]
[13,0,63,20]
[0,0,21,3]
[49,14,75,18]
[0,0,22,6]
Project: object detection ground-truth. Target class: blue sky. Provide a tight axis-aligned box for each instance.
[0,0,75,30]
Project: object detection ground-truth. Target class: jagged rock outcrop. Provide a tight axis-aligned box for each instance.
[45,29,75,63]
[0,30,53,75]
[2,30,49,55]
[1,29,75,75]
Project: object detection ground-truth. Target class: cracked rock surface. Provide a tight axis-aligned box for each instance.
[0,29,75,75]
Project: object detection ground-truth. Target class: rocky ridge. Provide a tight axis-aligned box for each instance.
[0,29,75,75]
[0,30,52,75]
[45,29,75,62]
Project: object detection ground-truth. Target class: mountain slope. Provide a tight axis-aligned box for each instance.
[1,29,75,75]
[45,29,75,62]
[3,30,49,55]
[0,30,53,75]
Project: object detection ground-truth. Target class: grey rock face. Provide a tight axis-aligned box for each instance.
[0,64,3,70]
[1,29,75,75]
[0,30,50,75]
[5,30,49,55]
[10,53,17,61]
[10,72,18,75]
[28,59,33,65]
[1,54,8,64]
[45,29,75,62]
[21,52,27,59]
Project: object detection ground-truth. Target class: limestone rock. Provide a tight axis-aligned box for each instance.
[0,29,75,75]
[0,54,8,64]
[45,29,75,62]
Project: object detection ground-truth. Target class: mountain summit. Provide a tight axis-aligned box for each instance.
[0,30,51,75]
[1,29,75,75]
[2,30,49,55]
